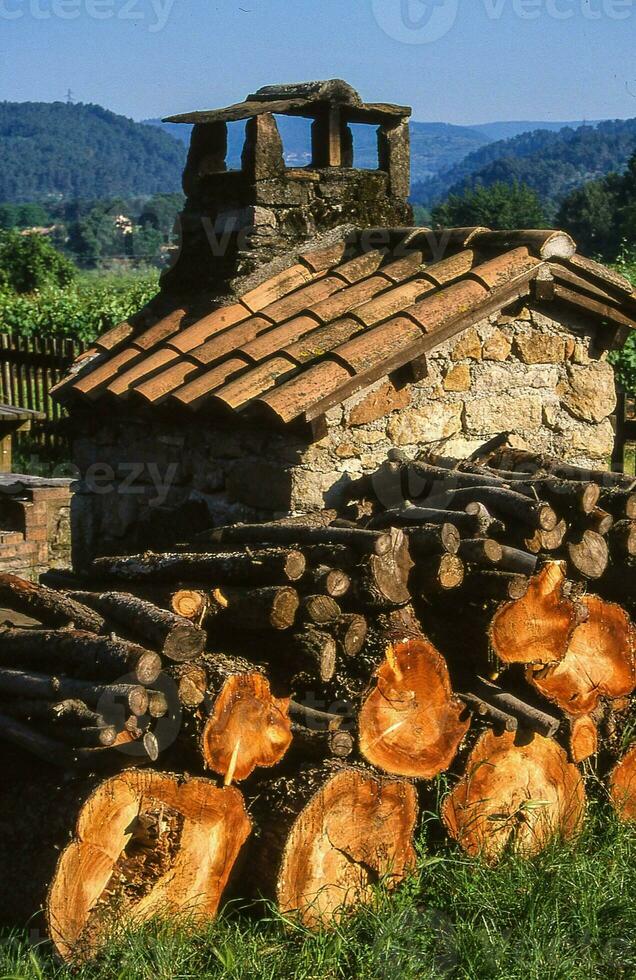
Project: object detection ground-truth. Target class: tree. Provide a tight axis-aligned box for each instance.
[431,181,547,231]
[556,175,621,257]
[0,231,76,293]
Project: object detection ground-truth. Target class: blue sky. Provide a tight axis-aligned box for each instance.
[1,0,635,124]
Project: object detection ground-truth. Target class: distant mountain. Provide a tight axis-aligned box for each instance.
[470,120,602,142]
[0,102,186,204]
[144,116,492,184]
[412,118,636,215]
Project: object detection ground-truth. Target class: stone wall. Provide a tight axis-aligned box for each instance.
[69,302,617,568]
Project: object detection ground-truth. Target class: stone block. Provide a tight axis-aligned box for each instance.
[556,418,615,460]
[386,403,463,446]
[334,442,360,459]
[464,393,543,434]
[443,364,471,392]
[482,329,512,362]
[451,327,482,361]
[558,362,616,423]
[471,363,559,392]
[346,381,411,426]
[513,332,566,364]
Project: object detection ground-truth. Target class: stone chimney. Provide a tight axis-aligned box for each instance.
[161,79,413,296]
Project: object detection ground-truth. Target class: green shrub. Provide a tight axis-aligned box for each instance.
[0,231,76,294]
[0,269,159,343]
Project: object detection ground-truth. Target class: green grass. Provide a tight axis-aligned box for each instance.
[3,801,636,980]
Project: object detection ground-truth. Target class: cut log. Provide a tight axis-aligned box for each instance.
[609,743,636,821]
[201,672,291,782]
[0,712,107,767]
[171,663,208,708]
[458,538,503,566]
[528,595,635,716]
[71,592,206,662]
[567,531,609,580]
[302,594,341,626]
[215,586,299,631]
[568,714,598,763]
[442,730,585,861]
[463,570,530,601]
[488,448,636,490]
[608,521,636,559]
[90,549,307,585]
[0,574,104,633]
[250,764,418,928]
[0,669,148,717]
[306,566,351,598]
[288,724,355,762]
[374,507,503,537]
[0,628,161,685]
[400,523,460,557]
[358,638,470,778]
[582,508,614,536]
[332,614,368,657]
[525,521,568,554]
[417,486,558,531]
[290,628,337,681]
[457,693,517,732]
[489,563,579,666]
[496,546,538,577]
[414,554,465,594]
[356,527,413,609]
[46,770,251,962]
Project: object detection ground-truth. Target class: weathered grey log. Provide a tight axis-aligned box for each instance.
[495,546,539,576]
[524,521,568,554]
[0,698,107,728]
[196,523,394,555]
[472,677,560,737]
[288,700,351,730]
[463,570,529,600]
[289,723,354,760]
[71,592,206,663]
[0,669,148,716]
[90,548,307,585]
[458,692,517,732]
[0,711,107,767]
[413,554,465,594]
[38,723,118,748]
[0,574,104,633]
[290,628,337,682]
[0,628,161,685]
[170,663,208,707]
[371,506,504,537]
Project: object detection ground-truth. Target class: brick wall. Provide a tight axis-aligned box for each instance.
[0,481,72,581]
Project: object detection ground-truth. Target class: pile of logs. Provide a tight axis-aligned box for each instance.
[1,446,636,962]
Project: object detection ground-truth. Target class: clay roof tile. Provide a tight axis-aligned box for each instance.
[258,275,344,323]
[421,249,476,287]
[254,359,354,423]
[171,358,250,410]
[380,250,425,283]
[330,317,424,374]
[299,240,347,273]
[168,303,250,353]
[104,349,179,399]
[132,360,201,405]
[211,356,298,410]
[72,347,142,397]
[241,264,314,312]
[131,308,188,351]
[352,279,436,327]
[239,315,321,362]
[184,316,272,366]
[310,276,389,322]
[284,317,363,363]
[408,279,489,332]
[333,249,385,284]
[467,247,541,290]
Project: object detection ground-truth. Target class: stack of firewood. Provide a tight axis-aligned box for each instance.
[0,446,635,963]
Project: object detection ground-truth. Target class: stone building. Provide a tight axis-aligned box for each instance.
[53,80,636,567]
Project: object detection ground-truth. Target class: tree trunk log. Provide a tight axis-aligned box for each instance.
[0,574,104,633]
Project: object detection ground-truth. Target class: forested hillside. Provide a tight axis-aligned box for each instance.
[0,102,186,203]
[413,118,636,213]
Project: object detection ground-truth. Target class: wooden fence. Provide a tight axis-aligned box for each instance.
[0,333,85,452]
[612,387,636,475]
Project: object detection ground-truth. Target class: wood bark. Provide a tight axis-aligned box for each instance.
[0,574,104,633]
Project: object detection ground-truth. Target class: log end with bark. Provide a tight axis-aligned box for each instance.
[609,743,636,821]
[489,563,579,666]
[527,595,635,716]
[358,637,470,779]
[201,673,292,782]
[277,767,418,928]
[46,770,251,963]
[442,730,585,862]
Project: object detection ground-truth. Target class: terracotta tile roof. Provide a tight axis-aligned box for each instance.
[55,226,636,429]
